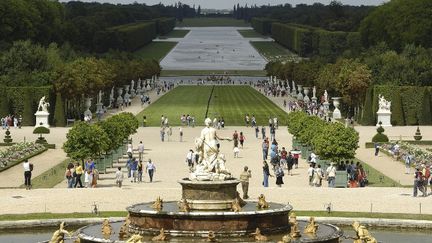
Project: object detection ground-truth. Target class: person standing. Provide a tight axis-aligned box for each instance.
[23,160,33,190]
[262,139,269,160]
[146,159,156,183]
[130,158,138,183]
[232,130,239,148]
[326,163,337,188]
[374,142,379,156]
[138,160,144,183]
[413,168,425,197]
[262,160,271,187]
[251,115,256,127]
[313,165,323,187]
[307,164,315,186]
[160,127,165,142]
[74,162,83,188]
[65,165,74,188]
[239,132,245,148]
[179,127,183,142]
[405,153,412,174]
[255,126,259,138]
[115,167,124,188]
[261,126,266,140]
[186,149,194,168]
[239,166,252,199]
[275,164,284,187]
[137,141,144,161]
[286,152,294,176]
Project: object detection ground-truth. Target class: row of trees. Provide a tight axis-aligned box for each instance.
[287,111,359,162]
[0,0,196,52]
[235,1,373,32]
[63,112,139,162]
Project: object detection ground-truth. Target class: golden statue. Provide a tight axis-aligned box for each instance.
[178,198,191,212]
[49,222,72,243]
[152,228,168,241]
[152,196,163,211]
[101,219,113,239]
[251,228,268,241]
[257,194,269,209]
[277,235,292,243]
[126,234,144,243]
[232,198,242,212]
[119,214,131,240]
[304,217,319,235]
[289,213,301,238]
[236,191,247,207]
[351,221,377,243]
[207,231,217,242]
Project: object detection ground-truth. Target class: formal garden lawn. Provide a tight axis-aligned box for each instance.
[160,29,190,38]
[137,85,289,126]
[160,69,266,76]
[134,42,177,61]
[176,17,250,27]
[237,29,265,38]
[250,41,300,62]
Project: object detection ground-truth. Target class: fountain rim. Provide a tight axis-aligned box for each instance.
[126,201,293,216]
[177,178,241,185]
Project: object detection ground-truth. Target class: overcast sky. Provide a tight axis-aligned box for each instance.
[64,0,388,9]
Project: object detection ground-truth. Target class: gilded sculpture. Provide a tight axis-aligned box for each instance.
[178,198,191,212]
[231,198,242,212]
[251,228,268,241]
[119,214,131,240]
[257,194,269,209]
[277,235,292,243]
[125,234,144,243]
[351,221,377,243]
[49,222,72,243]
[207,231,217,242]
[289,213,301,238]
[152,228,168,241]
[101,219,112,238]
[303,217,319,235]
[151,196,163,211]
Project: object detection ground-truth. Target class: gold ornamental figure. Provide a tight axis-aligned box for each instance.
[178,198,191,212]
[152,228,168,241]
[101,219,113,239]
[303,217,319,235]
[251,228,268,241]
[257,194,269,209]
[231,198,242,212]
[351,221,377,243]
[49,222,72,243]
[289,213,301,238]
[151,196,163,212]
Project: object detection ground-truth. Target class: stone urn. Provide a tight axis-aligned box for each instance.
[116,87,124,106]
[297,85,303,100]
[303,87,310,103]
[332,97,342,119]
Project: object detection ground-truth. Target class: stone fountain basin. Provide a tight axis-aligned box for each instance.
[127,201,292,237]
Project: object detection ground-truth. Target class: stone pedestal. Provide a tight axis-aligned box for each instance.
[376,111,392,127]
[178,179,240,210]
[303,87,310,103]
[297,85,303,100]
[34,111,49,128]
[84,98,92,117]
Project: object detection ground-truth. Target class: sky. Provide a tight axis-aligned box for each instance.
[64,0,389,9]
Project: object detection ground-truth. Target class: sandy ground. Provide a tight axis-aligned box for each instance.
[1,85,432,215]
[159,27,268,70]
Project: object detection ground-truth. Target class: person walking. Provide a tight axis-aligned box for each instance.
[130,158,138,183]
[255,126,259,138]
[115,167,124,188]
[146,159,156,182]
[23,159,33,190]
[262,161,271,187]
[232,130,239,148]
[137,141,144,161]
[326,163,337,188]
[286,152,294,176]
[262,139,269,160]
[413,168,426,197]
[374,142,380,156]
[239,166,252,199]
[65,165,74,188]
[138,160,144,182]
[261,126,266,140]
[179,127,183,142]
[186,149,194,168]
[74,162,84,188]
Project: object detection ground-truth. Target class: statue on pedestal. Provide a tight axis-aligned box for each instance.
[324,90,329,103]
[378,94,391,111]
[190,118,232,181]
[38,96,50,112]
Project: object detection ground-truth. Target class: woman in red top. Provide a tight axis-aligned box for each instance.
[239,132,245,148]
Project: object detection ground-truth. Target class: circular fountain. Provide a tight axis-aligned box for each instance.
[76,119,343,242]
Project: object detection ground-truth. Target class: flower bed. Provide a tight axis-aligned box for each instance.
[0,142,47,172]
[380,141,432,167]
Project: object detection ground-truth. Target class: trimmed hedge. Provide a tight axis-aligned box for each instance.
[0,86,52,126]
[155,17,176,35]
[362,85,432,126]
[251,17,277,35]
[270,23,360,59]
[94,22,157,52]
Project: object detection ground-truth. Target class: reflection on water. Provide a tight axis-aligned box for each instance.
[0,226,430,243]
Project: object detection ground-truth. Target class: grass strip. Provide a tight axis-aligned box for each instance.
[237,29,265,38]
[1,211,430,222]
[25,158,72,189]
[176,18,250,27]
[160,29,190,38]
[133,42,177,61]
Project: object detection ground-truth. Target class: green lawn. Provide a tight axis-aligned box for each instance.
[237,29,265,38]
[134,42,177,61]
[250,41,301,62]
[26,158,71,189]
[208,86,289,126]
[136,85,289,126]
[136,86,211,126]
[160,69,266,77]
[355,158,401,187]
[160,29,190,38]
[176,17,250,27]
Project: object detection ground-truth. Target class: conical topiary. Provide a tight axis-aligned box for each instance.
[414,126,422,141]
[372,123,389,143]
[3,128,13,143]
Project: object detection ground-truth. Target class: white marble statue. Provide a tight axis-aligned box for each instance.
[97,90,103,104]
[324,90,329,103]
[378,94,391,111]
[312,86,317,98]
[37,96,50,112]
[190,118,232,181]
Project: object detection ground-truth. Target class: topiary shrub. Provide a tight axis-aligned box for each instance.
[3,128,13,143]
[372,124,389,143]
[414,127,422,141]
[33,126,50,144]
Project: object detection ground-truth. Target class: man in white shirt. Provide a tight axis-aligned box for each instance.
[137,141,144,161]
[326,163,337,188]
[186,150,194,168]
[310,152,317,164]
[307,164,315,186]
